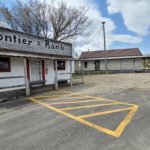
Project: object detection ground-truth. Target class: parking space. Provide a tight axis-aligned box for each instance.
[29,90,138,138]
[1,73,150,150]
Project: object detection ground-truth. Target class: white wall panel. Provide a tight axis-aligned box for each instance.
[45,59,55,85]
[120,59,134,70]
[45,60,70,85]
[135,58,144,69]
[83,61,95,71]
[84,58,143,71]
[108,59,121,70]
[57,61,70,81]
[0,57,25,92]
[100,60,105,70]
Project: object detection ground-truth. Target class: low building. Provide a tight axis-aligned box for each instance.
[0,27,73,97]
[80,48,145,72]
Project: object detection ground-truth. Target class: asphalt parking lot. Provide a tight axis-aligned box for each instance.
[0,73,150,150]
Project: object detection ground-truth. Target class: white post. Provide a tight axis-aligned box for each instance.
[54,60,58,89]
[70,60,73,86]
[120,59,121,72]
[102,22,108,74]
[24,58,30,96]
[81,61,84,84]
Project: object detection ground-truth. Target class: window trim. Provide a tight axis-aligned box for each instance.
[0,57,11,72]
[57,60,66,70]
[84,61,88,68]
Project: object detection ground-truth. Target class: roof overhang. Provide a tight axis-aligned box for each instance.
[80,56,150,61]
[0,50,75,60]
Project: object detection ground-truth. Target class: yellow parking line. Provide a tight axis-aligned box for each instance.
[61,90,136,106]
[30,96,84,101]
[29,97,118,138]
[30,94,73,99]
[28,91,139,138]
[59,102,121,111]
[114,105,139,137]
[48,99,106,105]
[78,107,132,119]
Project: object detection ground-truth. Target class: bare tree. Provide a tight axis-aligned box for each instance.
[49,2,89,41]
[0,0,89,41]
[0,0,49,36]
[30,0,49,37]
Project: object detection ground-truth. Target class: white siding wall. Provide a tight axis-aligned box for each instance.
[83,58,143,71]
[0,58,71,93]
[83,61,95,70]
[45,59,55,85]
[72,61,75,73]
[120,59,134,70]
[134,58,144,70]
[45,60,70,85]
[57,61,70,81]
[100,60,105,70]
[108,59,121,70]
[0,57,25,92]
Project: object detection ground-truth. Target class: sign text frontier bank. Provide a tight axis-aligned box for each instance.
[0,27,73,96]
[0,34,65,51]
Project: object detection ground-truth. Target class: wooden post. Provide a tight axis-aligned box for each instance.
[120,59,122,72]
[42,60,45,83]
[133,58,135,72]
[78,60,80,74]
[54,60,58,89]
[24,58,30,96]
[70,60,73,86]
[81,61,84,84]
[120,59,121,73]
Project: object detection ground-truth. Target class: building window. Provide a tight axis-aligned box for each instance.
[84,61,88,68]
[0,57,11,72]
[95,60,100,70]
[57,60,66,70]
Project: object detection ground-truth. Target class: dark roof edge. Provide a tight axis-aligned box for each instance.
[81,48,141,53]
[80,56,149,60]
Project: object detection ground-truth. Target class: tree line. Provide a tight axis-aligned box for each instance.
[0,0,89,41]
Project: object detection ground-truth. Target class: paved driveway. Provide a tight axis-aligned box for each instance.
[0,73,150,150]
[29,90,138,138]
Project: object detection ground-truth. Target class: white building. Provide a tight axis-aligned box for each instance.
[0,27,73,97]
[80,48,145,72]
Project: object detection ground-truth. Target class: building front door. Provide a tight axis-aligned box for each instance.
[95,60,100,70]
[30,59,42,82]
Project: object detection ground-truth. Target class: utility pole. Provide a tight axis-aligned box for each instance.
[102,21,108,74]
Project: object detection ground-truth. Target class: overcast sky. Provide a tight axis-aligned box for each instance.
[1,0,150,55]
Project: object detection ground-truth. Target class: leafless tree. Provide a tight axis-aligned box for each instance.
[0,0,49,36]
[49,2,89,41]
[0,0,89,41]
[30,0,49,37]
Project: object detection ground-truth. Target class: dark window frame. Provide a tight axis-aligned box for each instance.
[84,61,88,68]
[95,60,100,70]
[0,57,11,72]
[54,60,66,70]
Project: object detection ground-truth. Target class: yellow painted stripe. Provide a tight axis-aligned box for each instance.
[29,98,118,137]
[59,102,121,111]
[28,91,139,138]
[114,105,139,138]
[49,99,106,105]
[45,96,84,101]
[30,96,83,101]
[78,107,132,119]
[61,90,136,106]
[30,94,73,99]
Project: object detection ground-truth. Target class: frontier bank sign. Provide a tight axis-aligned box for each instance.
[0,28,72,57]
